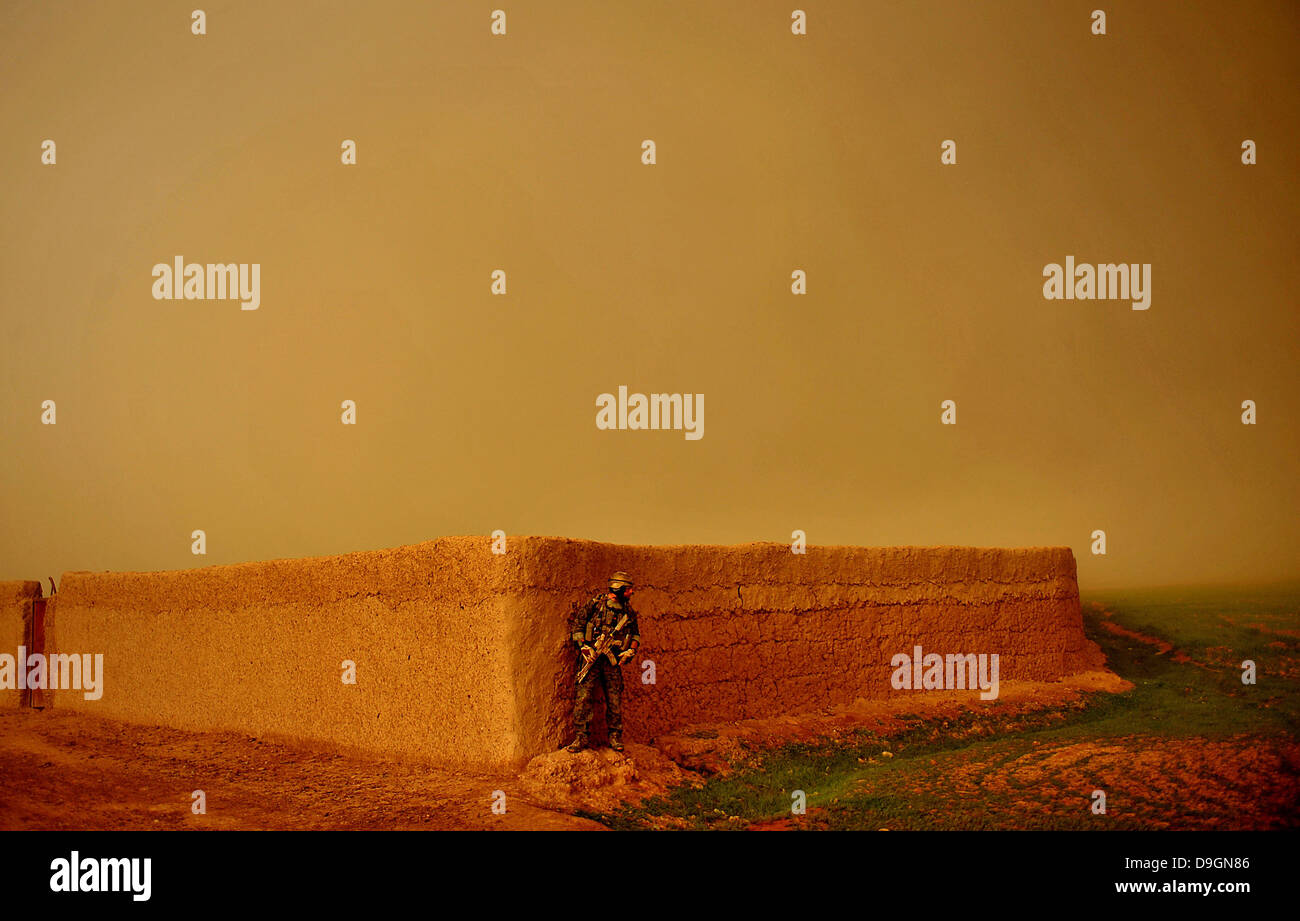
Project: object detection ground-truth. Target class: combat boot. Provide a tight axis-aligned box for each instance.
[565,733,589,753]
[607,730,624,752]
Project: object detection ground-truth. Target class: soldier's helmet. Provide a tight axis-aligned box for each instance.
[608,571,633,592]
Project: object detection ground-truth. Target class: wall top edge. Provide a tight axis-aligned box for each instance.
[51,537,1075,584]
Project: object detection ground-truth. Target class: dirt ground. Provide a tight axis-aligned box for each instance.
[2,596,1295,831]
[0,672,1124,831]
[0,709,601,831]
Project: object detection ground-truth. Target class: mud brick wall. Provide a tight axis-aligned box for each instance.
[503,539,1102,758]
[0,581,41,708]
[44,537,1100,769]
[49,538,522,768]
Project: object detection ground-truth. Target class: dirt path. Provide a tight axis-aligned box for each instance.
[0,710,602,831]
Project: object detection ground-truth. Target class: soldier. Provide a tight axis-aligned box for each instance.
[565,571,641,753]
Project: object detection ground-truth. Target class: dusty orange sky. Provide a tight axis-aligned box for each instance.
[1,1,1297,590]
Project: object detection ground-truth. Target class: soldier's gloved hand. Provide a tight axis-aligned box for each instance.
[579,645,596,664]
[617,648,636,664]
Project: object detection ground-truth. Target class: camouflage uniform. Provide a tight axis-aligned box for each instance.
[567,572,641,752]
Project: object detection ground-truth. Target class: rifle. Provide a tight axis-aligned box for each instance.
[576,613,628,682]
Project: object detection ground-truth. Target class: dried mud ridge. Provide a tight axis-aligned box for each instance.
[1087,602,1208,668]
